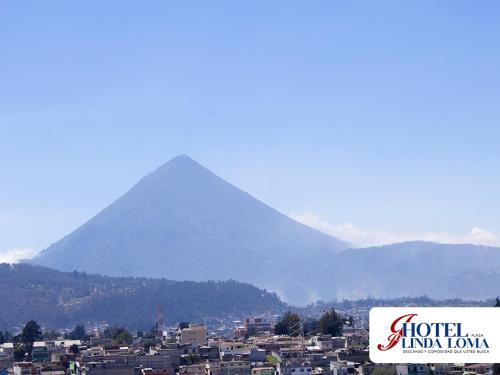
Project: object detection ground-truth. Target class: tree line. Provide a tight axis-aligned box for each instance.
[3,320,136,362]
[274,308,347,337]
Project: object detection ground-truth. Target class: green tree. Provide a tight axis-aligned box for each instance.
[114,330,133,345]
[246,326,258,338]
[21,320,42,354]
[69,325,86,340]
[12,334,21,345]
[318,308,343,336]
[274,311,302,336]
[102,326,118,339]
[13,346,26,362]
[143,341,155,353]
[495,297,500,307]
[103,326,133,345]
[303,317,319,335]
[347,316,354,328]
[2,331,13,343]
[43,330,59,340]
[69,344,79,355]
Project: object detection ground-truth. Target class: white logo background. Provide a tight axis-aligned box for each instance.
[369,307,500,363]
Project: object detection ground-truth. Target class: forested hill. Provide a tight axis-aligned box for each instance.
[0,263,286,330]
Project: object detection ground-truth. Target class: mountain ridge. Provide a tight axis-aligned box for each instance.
[30,156,500,304]
[33,155,348,304]
[0,263,285,330]
[334,240,500,299]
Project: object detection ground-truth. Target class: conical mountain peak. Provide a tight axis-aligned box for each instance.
[32,157,347,304]
[153,154,208,176]
[163,154,200,168]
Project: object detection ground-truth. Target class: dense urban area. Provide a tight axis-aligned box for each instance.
[1,299,499,375]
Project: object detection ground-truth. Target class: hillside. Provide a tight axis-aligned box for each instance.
[29,156,500,303]
[0,263,286,330]
[334,241,500,299]
[32,155,347,304]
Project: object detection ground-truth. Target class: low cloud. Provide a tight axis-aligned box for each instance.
[420,227,500,247]
[0,248,39,264]
[290,212,500,248]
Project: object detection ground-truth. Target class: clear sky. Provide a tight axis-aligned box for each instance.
[2,1,500,261]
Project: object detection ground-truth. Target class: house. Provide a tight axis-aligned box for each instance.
[218,342,255,361]
[142,369,170,375]
[178,325,208,347]
[1,343,14,355]
[32,347,51,363]
[249,348,267,363]
[85,360,135,375]
[276,363,312,375]
[179,364,207,375]
[252,367,275,375]
[81,349,179,375]
[199,346,220,361]
[81,347,105,357]
[331,338,346,350]
[13,362,38,375]
[0,346,13,370]
[206,360,222,375]
[395,364,429,375]
[245,318,273,335]
[329,361,358,375]
[220,360,251,375]
[310,336,332,352]
[463,364,492,375]
[38,364,66,375]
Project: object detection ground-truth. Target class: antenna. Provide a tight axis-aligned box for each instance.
[290,316,305,346]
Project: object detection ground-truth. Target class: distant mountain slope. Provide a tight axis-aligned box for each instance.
[32,155,347,304]
[334,241,500,299]
[0,263,285,330]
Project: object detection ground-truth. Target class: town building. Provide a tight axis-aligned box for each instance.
[178,325,208,347]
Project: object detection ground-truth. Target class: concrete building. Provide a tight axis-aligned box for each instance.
[178,325,208,347]
[277,363,312,375]
[252,368,275,375]
[81,351,179,375]
[249,348,266,363]
[218,342,255,361]
[310,336,333,352]
[220,361,251,375]
[179,364,207,375]
[206,361,222,375]
[395,364,429,375]
[141,369,169,375]
[199,346,220,361]
[329,361,357,375]
[245,318,272,335]
[331,338,346,350]
[13,362,38,375]
[85,361,135,375]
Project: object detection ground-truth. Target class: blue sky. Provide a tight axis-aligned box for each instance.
[1,1,500,260]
